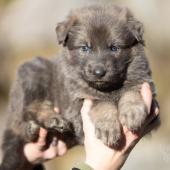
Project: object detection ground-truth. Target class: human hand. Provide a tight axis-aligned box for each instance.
[81,83,159,170]
[24,109,67,164]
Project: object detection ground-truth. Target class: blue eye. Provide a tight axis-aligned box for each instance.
[110,45,118,52]
[80,45,91,52]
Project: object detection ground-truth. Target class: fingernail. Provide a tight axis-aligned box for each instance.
[123,126,129,134]
[143,82,150,89]
[81,99,93,114]
[155,108,159,116]
[84,99,93,106]
[51,138,58,146]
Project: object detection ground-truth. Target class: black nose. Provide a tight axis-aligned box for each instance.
[93,67,106,78]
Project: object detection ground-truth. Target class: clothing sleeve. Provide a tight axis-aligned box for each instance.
[72,162,94,170]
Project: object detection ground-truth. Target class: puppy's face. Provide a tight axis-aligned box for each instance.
[56,6,144,91]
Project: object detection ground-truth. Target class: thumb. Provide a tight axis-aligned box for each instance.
[141,82,152,113]
[81,99,94,137]
[81,99,93,121]
[37,128,48,149]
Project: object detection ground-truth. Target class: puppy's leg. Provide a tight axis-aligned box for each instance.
[0,129,33,170]
[26,100,72,134]
[89,102,122,147]
[25,120,40,142]
[118,90,148,132]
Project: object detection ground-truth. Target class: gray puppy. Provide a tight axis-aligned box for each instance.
[0,5,159,170]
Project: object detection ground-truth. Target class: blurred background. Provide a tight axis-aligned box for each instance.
[0,0,170,169]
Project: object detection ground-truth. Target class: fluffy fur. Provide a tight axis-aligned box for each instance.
[0,5,159,170]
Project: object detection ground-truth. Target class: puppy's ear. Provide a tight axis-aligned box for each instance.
[127,18,144,44]
[120,7,144,44]
[56,15,76,46]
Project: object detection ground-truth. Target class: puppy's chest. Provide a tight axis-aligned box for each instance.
[52,81,122,115]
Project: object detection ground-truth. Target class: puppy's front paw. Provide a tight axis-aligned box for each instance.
[25,120,40,141]
[90,102,122,147]
[44,117,72,133]
[95,118,122,147]
[119,91,148,132]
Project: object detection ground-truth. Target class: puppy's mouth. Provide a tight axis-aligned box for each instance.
[93,81,110,86]
[87,80,118,92]
[80,73,124,92]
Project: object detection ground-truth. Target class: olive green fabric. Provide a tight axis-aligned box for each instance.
[72,162,94,170]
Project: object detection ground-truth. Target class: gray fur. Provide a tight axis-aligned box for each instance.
[0,5,159,170]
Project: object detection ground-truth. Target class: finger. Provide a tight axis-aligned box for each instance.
[141,82,152,113]
[43,144,58,160]
[123,126,139,145]
[155,107,159,116]
[51,137,58,147]
[80,99,95,138]
[43,137,58,159]
[54,107,60,113]
[57,140,67,156]
[81,99,93,128]
[150,99,159,115]
[141,107,160,136]
[81,99,93,118]
[145,107,159,127]
[43,140,67,159]
[37,128,47,147]
[119,126,139,155]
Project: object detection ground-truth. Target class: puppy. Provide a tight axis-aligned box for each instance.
[0,5,159,170]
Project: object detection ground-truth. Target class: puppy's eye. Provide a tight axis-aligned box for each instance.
[80,45,91,52]
[110,45,118,52]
